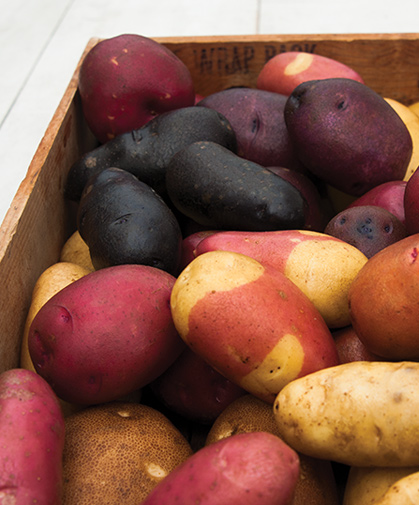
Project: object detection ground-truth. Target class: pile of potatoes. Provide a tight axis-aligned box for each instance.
[4,33,419,504]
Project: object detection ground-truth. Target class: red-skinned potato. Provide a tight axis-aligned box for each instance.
[179,229,217,270]
[256,51,364,96]
[170,250,339,404]
[348,234,419,360]
[332,325,383,364]
[404,166,419,234]
[0,368,65,504]
[140,431,300,505]
[149,347,247,425]
[28,264,185,405]
[347,180,407,225]
[194,230,368,328]
[78,34,195,143]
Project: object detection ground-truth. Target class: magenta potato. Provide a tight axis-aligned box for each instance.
[149,347,247,424]
[78,34,195,143]
[284,78,412,196]
[348,180,407,225]
[404,167,419,234]
[324,205,407,258]
[179,229,217,270]
[28,264,185,405]
[0,369,65,504]
[332,326,383,364]
[197,87,306,172]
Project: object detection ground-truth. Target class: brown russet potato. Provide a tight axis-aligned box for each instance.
[206,394,340,505]
[62,402,193,504]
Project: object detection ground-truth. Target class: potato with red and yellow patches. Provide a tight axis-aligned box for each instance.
[170,250,339,404]
[194,230,368,328]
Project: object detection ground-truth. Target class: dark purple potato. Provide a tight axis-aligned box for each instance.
[267,166,329,231]
[197,87,306,172]
[284,78,412,196]
[324,205,407,258]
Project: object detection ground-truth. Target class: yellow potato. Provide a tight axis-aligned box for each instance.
[409,100,419,118]
[20,261,91,416]
[60,230,95,271]
[343,466,419,505]
[385,97,419,181]
[274,361,419,467]
[372,471,419,504]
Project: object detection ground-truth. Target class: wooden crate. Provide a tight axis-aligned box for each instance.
[1,33,419,373]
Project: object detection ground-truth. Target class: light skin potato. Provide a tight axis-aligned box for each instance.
[62,402,193,504]
[20,261,91,416]
[206,394,340,505]
[371,471,419,504]
[385,97,419,181]
[171,250,339,404]
[274,361,419,467]
[195,230,368,328]
[343,466,419,505]
[60,231,95,271]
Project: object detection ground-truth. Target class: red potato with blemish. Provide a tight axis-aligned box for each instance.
[170,250,339,404]
[78,34,195,143]
[256,51,364,96]
[194,230,368,328]
[140,431,300,505]
[28,264,185,405]
[0,368,65,504]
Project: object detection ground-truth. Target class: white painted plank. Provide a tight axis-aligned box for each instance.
[0,0,73,125]
[258,0,419,34]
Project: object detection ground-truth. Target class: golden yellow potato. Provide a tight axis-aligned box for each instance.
[274,361,419,467]
[372,470,419,504]
[62,402,193,504]
[343,466,419,505]
[409,100,419,118]
[60,230,95,271]
[385,97,419,181]
[20,261,91,416]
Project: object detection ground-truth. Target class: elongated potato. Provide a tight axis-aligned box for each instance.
[274,361,419,467]
[171,250,339,404]
[343,466,419,505]
[372,471,419,504]
[141,431,300,505]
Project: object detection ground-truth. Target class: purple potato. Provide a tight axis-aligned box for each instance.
[284,78,412,196]
[324,205,407,258]
[197,87,306,172]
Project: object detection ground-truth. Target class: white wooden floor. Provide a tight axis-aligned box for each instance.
[1,0,418,226]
